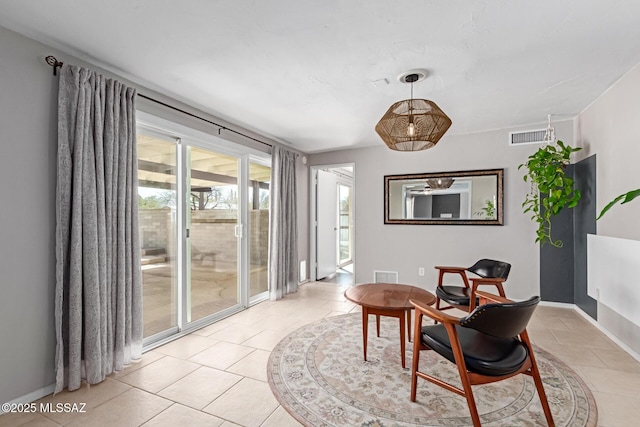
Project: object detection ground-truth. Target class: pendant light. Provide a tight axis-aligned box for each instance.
[426,177,455,190]
[375,70,452,151]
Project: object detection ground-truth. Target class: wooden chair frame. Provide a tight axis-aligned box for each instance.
[410,291,554,427]
[435,265,507,312]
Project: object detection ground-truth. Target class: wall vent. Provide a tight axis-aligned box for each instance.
[373,270,398,284]
[509,129,546,146]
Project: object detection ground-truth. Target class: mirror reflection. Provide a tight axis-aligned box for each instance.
[384,169,503,225]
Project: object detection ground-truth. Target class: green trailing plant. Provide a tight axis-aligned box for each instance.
[473,199,496,219]
[518,140,582,247]
[596,188,640,219]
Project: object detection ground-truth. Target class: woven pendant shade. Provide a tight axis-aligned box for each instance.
[375,98,452,151]
[426,177,454,189]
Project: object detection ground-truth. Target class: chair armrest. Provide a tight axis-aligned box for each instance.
[475,291,513,304]
[434,266,466,273]
[469,277,506,284]
[410,299,462,325]
[469,277,507,285]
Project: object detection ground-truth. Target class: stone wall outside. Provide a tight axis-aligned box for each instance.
[139,208,268,265]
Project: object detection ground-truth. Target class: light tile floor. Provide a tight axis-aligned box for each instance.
[2,281,640,426]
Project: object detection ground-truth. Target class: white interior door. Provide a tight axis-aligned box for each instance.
[316,170,338,279]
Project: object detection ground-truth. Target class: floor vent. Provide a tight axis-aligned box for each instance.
[509,129,546,146]
[373,270,398,284]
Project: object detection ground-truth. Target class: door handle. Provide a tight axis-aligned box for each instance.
[234,225,243,238]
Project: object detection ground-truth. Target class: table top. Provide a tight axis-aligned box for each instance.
[344,283,436,310]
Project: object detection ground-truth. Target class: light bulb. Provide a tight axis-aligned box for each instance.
[407,122,415,137]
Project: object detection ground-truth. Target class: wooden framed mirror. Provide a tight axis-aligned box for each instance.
[384,168,504,225]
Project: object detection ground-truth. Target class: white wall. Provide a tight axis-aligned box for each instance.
[310,120,574,300]
[576,63,640,240]
[0,25,310,404]
[576,62,640,355]
[0,24,58,406]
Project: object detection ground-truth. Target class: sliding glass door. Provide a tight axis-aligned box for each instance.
[248,160,271,300]
[137,119,270,343]
[137,132,179,338]
[186,146,240,323]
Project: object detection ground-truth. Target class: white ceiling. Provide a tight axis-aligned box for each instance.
[2,1,640,153]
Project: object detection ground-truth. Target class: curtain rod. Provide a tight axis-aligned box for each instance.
[45,55,273,149]
[136,94,273,148]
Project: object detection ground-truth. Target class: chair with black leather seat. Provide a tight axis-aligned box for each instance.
[435,259,511,312]
[410,291,554,427]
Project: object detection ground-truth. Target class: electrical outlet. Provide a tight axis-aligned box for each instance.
[418,267,425,276]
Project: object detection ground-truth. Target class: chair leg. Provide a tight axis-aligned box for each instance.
[522,332,555,426]
[531,367,555,427]
[460,374,482,427]
[446,323,482,427]
[376,315,380,337]
[410,312,423,401]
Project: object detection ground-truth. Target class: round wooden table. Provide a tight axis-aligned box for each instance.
[344,283,436,368]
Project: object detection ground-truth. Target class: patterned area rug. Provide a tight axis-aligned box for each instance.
[268,313,597,427]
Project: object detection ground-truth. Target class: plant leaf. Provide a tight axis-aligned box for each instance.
[597,188,640,220]
[621,188,640,204]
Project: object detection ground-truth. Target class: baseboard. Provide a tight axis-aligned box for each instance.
[539,300,575,308]
[0,383,55,414]
[539,300,640,363]
[574,305,640,363]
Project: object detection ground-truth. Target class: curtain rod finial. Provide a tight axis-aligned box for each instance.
[45,55,64,76]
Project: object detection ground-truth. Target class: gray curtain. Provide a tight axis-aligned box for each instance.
[268,145,299,300]
[55,65,142,392]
